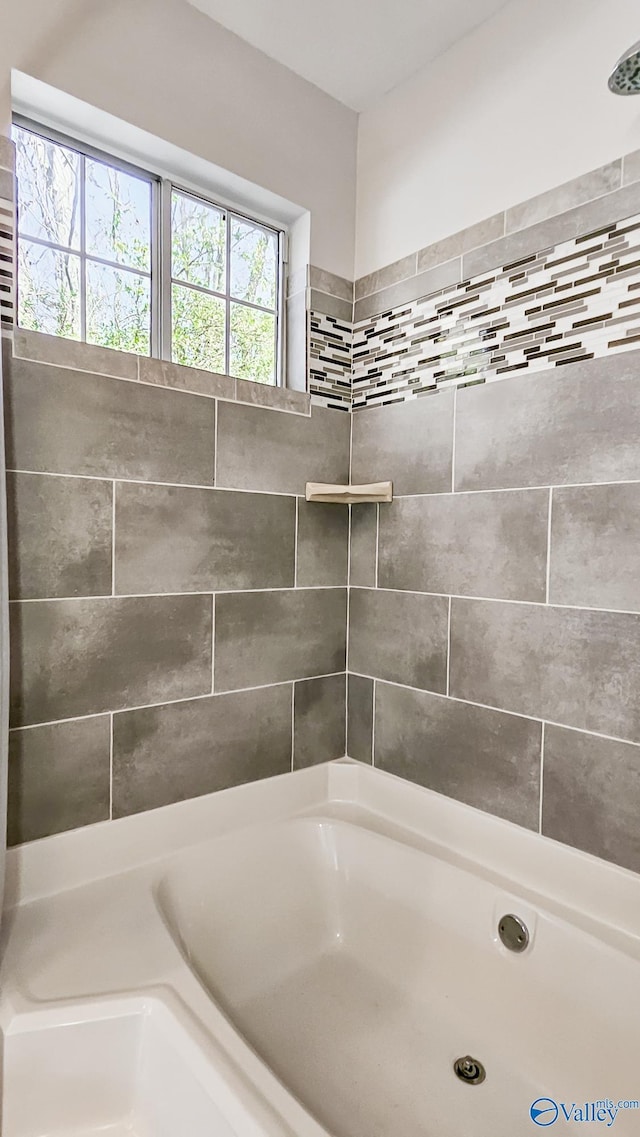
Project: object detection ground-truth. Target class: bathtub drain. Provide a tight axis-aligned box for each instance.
[453,1056,486,1085]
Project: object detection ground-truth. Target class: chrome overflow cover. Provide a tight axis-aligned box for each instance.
[453,1055,486,1085]
[498,913,529,952]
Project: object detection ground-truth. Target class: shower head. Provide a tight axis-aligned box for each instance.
[609,40,640,94]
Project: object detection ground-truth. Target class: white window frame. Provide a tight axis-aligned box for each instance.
[12,115,287,386]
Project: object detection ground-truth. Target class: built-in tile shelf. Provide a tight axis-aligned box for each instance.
[305,481,393,504]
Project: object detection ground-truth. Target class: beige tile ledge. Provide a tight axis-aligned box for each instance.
[12,328,311,416]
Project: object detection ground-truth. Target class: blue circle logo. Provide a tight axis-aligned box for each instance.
[530,1099,559,1126]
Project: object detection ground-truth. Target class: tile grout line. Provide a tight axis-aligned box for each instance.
[210,594,215,695]
[371,679,376,766]
[11,468,640,499]
[345,405,354,755]
[111,481,116,597]
[451,385,457,493]
[446,595,452,696]
[539,721,546,835]
[7,468,303,498]
[345,501,352,753]
[374,503,380,587]
[545,488,554,605]
[346,671,640,749]
[108,712,114,821]
[9,671,349,733]
[290,682,295,773]
[294,496,299,587]
[10,586,348,603]
[10,586,640,618]
[345,587,640,618]
[213,398,218,487]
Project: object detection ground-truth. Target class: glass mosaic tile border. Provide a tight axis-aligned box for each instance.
[308,310,352,411]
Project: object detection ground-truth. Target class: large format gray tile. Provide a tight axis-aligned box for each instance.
[354,259,461,323]
[7,472,112,599]
[0,134,15,171]
[0,166,14,199]
[349,504,377,587]
[293,673,346,768]
[8,716,111,844]
[10,595,212,727]
[417,213,505,273]
[355,253,417,301]
[309,266,353,303]
[623,148,640,186]
[139,356,235,399]
[463,180,640,279]
[349,588,448,692]
[351,391,454,496]
[347,674,373,764]
[4,358,215,484]
[14,329,138,380]
[115,483,295,594]
[505,162,621,233]
[379,489,548,601]
[296,499,348,587]
[214,588,346,691]
[375,683,540,828]
[216,403,350,495]
[543,725,640,872]
[455,353,640,491]
[549,483,640,613]
[309,290,352,322]
[113,685,292,817]
[235,379,311,414]
[450,598,640,741]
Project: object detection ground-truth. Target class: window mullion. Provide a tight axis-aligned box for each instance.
[149,178,161,358]
[80,152,86,341]
[225,209,231,376]
[161,181,172,361]
[276,229,287,387]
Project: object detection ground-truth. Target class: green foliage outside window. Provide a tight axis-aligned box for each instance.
[13,125,279,385]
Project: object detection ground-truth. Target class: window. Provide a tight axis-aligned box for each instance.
[12,119,283,385]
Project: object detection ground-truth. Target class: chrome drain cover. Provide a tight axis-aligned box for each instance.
[453,1055,486,1085]
[498,913,529,953]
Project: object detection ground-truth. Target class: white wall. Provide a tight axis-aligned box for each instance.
[355,0,640,277]
[0,0,358,278]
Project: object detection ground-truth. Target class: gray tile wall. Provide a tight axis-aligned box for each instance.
[8,132,640,882]
[5,348,350,844]
[347,352,640,874]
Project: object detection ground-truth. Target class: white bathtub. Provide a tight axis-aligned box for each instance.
[2,761,640,1136]
[158,815,640,1137]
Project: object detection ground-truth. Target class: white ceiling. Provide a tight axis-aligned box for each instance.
[187,0,513,112]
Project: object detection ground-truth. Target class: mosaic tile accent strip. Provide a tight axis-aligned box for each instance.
[0,138,15,337]
[0,196,14,335]
[352,212,640,410]
[309,309,352,412]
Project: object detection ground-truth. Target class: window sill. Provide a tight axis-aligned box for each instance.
[12,329,311,417]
